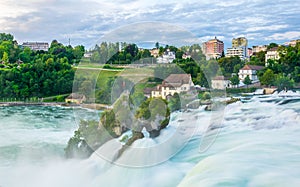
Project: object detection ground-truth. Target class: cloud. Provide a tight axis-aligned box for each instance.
[266,31,300,41]
[245,25,289,32]
[0,0,299,48]
[100,22,201,46]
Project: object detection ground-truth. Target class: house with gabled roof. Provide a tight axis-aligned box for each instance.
[150,74,194,99]
[211,76,231,89]
[238,65,264,82]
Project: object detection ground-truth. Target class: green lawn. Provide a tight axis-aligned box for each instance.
[76,62,104,69]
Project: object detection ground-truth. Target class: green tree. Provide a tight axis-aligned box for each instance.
[130,92,146,108]
[135,97,170,130]
[155,42,159,49]
[73,45,85,62]
[291,66,300,82]
[230,75,240,88]
[275,74,294,91]
[218,56,243,75]
[243,75,252,88]
[202,91,211,100]
[175,50,184,59]
[249,51,266,66]
[260,69,276,87]
[267,43,278,50]
[0,33,14,42]
[195,71,209,88]
[168,93,181,112]
[19,47,32,63]
[1,51,9,64]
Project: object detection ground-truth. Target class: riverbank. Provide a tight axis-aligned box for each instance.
[0,101,111,111]
[0,102,65,107]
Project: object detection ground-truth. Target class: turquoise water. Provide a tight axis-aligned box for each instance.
[0,106,99,167]
[0,95,300,187]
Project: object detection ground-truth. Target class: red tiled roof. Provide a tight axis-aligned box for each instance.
[152,84,162,92]
[240,65,264,71]
[163,74,191,87]
[144,87,154,94]
[267,47,279,51]
[212,76,229,80]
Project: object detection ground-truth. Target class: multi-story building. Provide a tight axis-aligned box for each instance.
[232,37,248,49]
[265,47,280,64]
[284,39,300,47]
[226,47,246,59]
[226,37,248,60]
[151,74,194,99]
[252,45,268,54]
[22,42,49,51]
[202,37,224,59]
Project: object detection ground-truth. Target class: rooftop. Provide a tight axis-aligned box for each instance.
[163,74,191,87]
[240,65,264,71]
[267,47,279,51]
[212,76,230,80]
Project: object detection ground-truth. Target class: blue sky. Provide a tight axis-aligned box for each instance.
[1,0,300,50]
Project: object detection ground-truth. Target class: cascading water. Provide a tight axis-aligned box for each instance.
[1,93,300,187]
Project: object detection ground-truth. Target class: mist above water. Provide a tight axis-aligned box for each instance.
[1,94,300,187]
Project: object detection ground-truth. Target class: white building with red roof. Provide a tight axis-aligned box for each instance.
[238,65,264,82]
[151,74,194,99]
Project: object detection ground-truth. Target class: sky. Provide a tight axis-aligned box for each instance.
[1,0,300,50]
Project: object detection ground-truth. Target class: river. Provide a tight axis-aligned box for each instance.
[0,92,300,187]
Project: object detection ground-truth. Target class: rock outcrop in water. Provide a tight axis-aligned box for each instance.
[65,93,171,159]
[204,97,240,111]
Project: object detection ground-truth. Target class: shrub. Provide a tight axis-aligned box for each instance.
[202,92,211,100]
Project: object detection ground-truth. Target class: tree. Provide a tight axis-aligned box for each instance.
[141,49,151,58]
[267,43,278,50]
[168,93,181,112]
[19,47,32,63]
[275,74,294,91]
[202,92,211,100]
[243,75,252,88]
[135,97,170,130]
[175,50,184,59]
[195,71,209,87]
[0,33,14,42]
[218,56,243,75]
[73,45,85,61]
[230,75,240,88]
[155,42,159,49]
[130,92,146,108]
[249,51,266,66]
[260,69,276,87]
[291,66,300,82]
[1,51,9,64]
